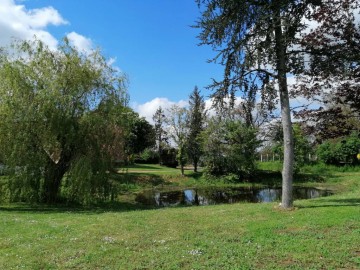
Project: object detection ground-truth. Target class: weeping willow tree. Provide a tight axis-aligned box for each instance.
[0,38,129,204]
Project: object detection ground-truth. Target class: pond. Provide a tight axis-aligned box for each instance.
[135,186,333,207]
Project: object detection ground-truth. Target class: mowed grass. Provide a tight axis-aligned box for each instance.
[119,163,202,179]
[0,167,359,269]
[115,163,205,192]
[121,163,182,174]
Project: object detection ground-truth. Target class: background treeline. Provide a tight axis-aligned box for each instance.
[0,31,359,205]
[137,87,360,179]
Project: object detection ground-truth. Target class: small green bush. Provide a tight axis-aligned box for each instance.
[317,132,360,165]
[135,148,159,164]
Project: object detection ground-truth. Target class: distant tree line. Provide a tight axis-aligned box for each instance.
[1,0,359,206]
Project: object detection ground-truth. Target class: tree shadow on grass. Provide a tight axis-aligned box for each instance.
[0,201,157,214]
[297,198,360,209]
[254,170,329,186]
[111,172,170,187]
[186,171,203,180]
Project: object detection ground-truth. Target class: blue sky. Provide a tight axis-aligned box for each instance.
[1,0,325,123]
[2,0,224,120]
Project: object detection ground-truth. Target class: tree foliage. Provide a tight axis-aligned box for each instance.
[187,86,206,172]
[294,0,360,141]
[295,96,360,143]
[0,38,128,204]
[317,133,360,165]
[270,122,312,172]
[201,116,259,180]
[195,0,354,208]
[136,148,159,164]
[126,114,155,156]
[166,105,189,175]
[152,106,168,165]
[195,0,312,207]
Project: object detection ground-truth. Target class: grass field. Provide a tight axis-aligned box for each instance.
[0,164,359,269]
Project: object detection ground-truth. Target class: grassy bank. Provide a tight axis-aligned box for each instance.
[116,162,347,194]
[0,165,359,269]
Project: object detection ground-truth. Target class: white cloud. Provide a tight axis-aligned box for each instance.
[106,57,122,73]
[204,96,245,117]
[66,31,93,54]
[132,97,188,124]
[0,0,68,49]
[107,57,117,66]
[133,96,249,124]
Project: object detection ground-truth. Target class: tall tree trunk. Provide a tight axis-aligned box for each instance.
[158,134,162,165]
[42,159,67,204]
[180,164,185,176]
[274,5,295,209]
[193,159,198,173]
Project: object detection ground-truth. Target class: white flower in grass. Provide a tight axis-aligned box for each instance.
[103,236,116,243]
[189,249,203,255]
[153,239,166,244]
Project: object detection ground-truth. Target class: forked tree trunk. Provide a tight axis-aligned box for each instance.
[42,159,68,204]
[274,4,295,209]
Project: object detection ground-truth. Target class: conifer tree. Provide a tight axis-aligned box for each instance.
[187,86,206,172]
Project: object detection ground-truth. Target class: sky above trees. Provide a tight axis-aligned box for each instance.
[0,0,227,122]
[1,0,359,123]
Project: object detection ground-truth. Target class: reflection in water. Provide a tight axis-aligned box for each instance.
[136,187,332,207]
[257,189,279,203]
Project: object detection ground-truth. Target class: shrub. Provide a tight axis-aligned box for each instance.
[317,132,360,165]
[135,148,159,164]
[201,118,260,180]
[160,147,178,168]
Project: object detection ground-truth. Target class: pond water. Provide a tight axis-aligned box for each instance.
[135,186,333,207]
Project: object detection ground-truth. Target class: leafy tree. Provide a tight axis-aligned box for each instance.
[195,0,337,208]
[159,147,178,168]
[225,120,259,178]
[0,38,128,204]
[233,99,275,130]
[292,124,313,169]
[152,106,168,165]
[187,86,206,172]
[136,148,159,164]
[270,122,313,172]
[166,105,189,176]
[295,94,360,143]
[126,114,155,156]
[201,116,259,179]
[201,117,227,176]
[317,133,360,165]
[294,0,360,141]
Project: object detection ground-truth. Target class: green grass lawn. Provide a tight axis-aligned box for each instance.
[121,163,180,173]
[114,163,205,194]
[0,165,359,269]
[119,163,202,178]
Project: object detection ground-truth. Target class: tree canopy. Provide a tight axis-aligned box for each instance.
[187,86,206,172]
[195,0,358,208]
[294,0,360,141]
[166,105,189,176]
[0,38,128,204]
[126,114,155,156]
[152,106,168,165]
